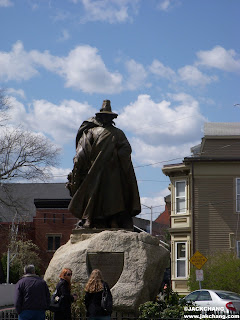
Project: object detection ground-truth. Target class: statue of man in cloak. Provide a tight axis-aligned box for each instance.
[66,100,141,229]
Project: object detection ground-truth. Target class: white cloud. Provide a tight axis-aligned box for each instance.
[117,94,205,147]
[0,41,39,81]
[47,166,72,183]
[5,96,98,144]
[149,59,216,87]
[0,41,123,94]
[141,192,166,208]
[4,93,205,184]
[0,0,13,7]
[149,59,176,81]
[125,59,148,90]
[2,41,234,96]
[26,100,97,144]
[7,96,28,123]
[29,49,63,73]
[57,29,71,42]
[178,65,218,86]
[196,46,240,73]
[7,88,26,99]
[157,0,172,11]
[131,137,194,167]
[59,45,123,93]
[140,191,168,220]
[157,0,180,11]
[80,0,140,23]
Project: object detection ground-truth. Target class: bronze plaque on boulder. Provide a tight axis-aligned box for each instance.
[87,252,124,288]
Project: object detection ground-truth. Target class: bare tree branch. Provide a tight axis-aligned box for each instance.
[0,127,61,182]
[0,88,11,125]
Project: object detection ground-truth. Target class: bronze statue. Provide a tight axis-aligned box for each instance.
[66,100,141,229]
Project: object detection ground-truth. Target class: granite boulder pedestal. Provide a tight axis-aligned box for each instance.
[44,229,169,312]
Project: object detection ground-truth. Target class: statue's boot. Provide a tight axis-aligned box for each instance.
[83,218,92,228]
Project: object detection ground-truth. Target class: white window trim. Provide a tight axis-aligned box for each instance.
[229,233,235,249]
[175,180,187,214]
[237,241,240,258]
[175,241,187,278]
[236,178,240,213]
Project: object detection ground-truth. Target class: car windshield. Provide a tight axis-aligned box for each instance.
[215,291,240,300]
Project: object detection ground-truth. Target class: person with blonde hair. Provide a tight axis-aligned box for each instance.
[53,268,77,320]
[85,269,112,320]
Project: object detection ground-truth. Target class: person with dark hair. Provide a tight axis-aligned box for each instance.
[53,268,77,320]
[85,269,112,320]
[14,264,50,320]
[67,100,141,229]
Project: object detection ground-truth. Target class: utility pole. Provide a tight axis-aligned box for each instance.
[141,203,153,235]
[6,212,19,283]
[6,249,10,284]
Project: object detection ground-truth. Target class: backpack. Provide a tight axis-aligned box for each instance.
[101,282,113,314]
[49,283,64,312]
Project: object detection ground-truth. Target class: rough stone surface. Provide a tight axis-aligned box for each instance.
[44,230,169,312]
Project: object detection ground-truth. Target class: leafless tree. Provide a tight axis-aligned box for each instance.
[0,89,61,182]
[0,88,10,124]
[0,127,60,181]
[0,89,61,223]
[0,89,62,278]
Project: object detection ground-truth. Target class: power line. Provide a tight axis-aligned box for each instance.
[134,140,240,169]
[13,140,240,178]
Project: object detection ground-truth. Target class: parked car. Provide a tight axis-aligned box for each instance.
[183,289,240,313]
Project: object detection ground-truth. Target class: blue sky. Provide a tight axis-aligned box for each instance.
[0,0,240,220]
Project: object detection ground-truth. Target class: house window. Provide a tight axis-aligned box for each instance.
[175,242,187,278]
[175,180,186,214]
[237,241,240,258]
[229,233,235,249]
[236,178,240,212]
[47,235,61,251]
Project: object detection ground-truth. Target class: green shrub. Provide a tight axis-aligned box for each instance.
[188,251,240,293]
[138,301,163,319]
[138,287,200,319]
[1,240,41,283]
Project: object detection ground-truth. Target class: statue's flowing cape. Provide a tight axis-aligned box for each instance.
[68,118,141,220]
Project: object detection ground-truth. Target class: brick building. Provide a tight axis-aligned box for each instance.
[154,194,171,240]
[0,183,78,276]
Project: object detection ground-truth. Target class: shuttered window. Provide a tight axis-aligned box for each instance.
[175,180,186,214]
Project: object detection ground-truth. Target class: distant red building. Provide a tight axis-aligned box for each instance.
[155,194,170,226]
[0,199,78,276]
[0,183,78,276]
[33,199,78,272]
[154,194,170,241]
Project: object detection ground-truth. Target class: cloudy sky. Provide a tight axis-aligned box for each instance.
[0,0,240,220]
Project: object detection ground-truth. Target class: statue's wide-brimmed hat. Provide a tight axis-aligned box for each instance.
[96,100,118,117]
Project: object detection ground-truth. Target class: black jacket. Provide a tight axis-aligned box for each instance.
[85,281,112,317]
[53,279,74,320]
[14,274,50,314]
